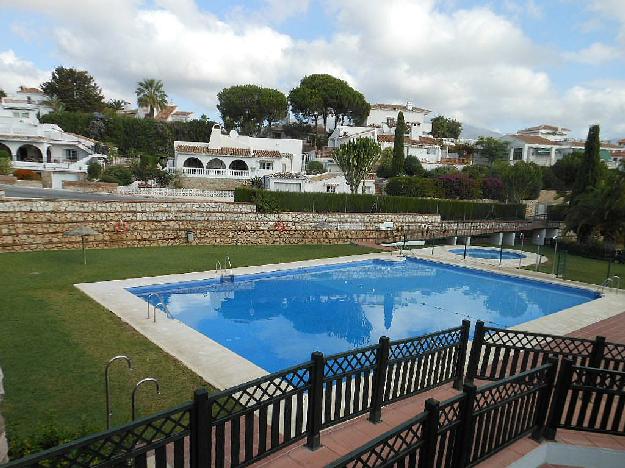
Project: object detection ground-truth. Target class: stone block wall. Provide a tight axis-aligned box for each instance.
[0,199,441,252]
[180,177,250,191]
[62,180,119,193]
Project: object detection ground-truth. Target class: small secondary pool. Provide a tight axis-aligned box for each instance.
[128,258,598,372]
[450,248,527,260]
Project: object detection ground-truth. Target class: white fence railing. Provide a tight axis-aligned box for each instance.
[117,186,234,201]
[167,167,250,178]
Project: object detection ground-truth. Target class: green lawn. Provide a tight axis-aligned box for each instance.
[0,244,374,446]
[514,244,625,288]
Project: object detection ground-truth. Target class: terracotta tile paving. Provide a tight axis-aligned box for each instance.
[250,312,625,467]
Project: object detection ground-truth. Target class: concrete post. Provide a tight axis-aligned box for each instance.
[502,232,516,246]
[489,232,503,246]
[445,236,458,245]
[533,228,546,246]
[545,228,559,240]
[458,236,471,246]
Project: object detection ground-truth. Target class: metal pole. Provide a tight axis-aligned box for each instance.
[132,377,160,420]
[499,234,504,265]
[82,236,86,265]
[535,244,542,272]
[552,238,559,276]
[105,356,132,429]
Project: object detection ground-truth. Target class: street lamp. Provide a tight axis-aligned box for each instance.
[551,235,559,276]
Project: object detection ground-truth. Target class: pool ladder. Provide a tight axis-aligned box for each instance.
[601,275,622,293]
[216,256,234,283]
[146,292,173,322]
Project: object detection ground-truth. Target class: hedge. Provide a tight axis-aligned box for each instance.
[234,187,525,220]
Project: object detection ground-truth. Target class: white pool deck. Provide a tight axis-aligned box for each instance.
[76,251,625,391]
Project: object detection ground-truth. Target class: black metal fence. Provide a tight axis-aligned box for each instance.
[328,362,556,468]
[3,323,469,468]
[546,360,625,438]
[465,320,625,383]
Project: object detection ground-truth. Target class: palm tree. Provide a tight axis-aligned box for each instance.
[42,95,65,113]
[106,99,129,111]
[136,79,168,118]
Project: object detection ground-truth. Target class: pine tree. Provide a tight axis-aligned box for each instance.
[392,111,406,176]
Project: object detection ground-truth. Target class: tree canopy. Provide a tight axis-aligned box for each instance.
[217,84,287,136]
[136,79,168,118]
[0,89,6,99]
[476,137,509,166]
[392,111,406,176]
[431,116,462,139]
[288,74,370,129]
[41,66,105,112]
[333,138,381,193]
[493,160,542,202]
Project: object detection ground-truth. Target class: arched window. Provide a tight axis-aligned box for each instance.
[17,144,43,163]
[206,158,226,169]
[229,160,248,171]
[0,143,11,158]
[182,157,203,168]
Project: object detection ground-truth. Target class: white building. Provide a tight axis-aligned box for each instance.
[0,109,104,188]
[172,125,304,179]
[367,102,432,139]
[118,103,194,122]
[502,134,623,167]
[264,172,375,194]
[517,124,571,142]
[1,86,52,121]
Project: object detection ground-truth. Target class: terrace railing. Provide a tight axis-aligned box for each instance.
[546,359,625,438]
[465,320,625,383]
[328,362,556,468]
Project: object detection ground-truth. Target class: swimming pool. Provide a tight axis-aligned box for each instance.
[449,248,527,260]
[128,258,598,372]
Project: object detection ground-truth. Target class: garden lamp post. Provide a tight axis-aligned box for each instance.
[64,226,100,265]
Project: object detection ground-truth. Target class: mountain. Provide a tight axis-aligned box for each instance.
[460,123,502,139]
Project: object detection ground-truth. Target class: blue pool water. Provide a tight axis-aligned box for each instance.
[450,248,527,260]
[128,258,598,372]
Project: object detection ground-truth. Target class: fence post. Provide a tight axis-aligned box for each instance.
[190,388,210,468]
[531,358,558,441]
[306,351,325,450]
[452,383,477,468]
[454,320,471,390]
[544,358,574,441]
[464,321,485,385]
[589,336,606,368]
[369,336,391,423]
[419,398,440,468]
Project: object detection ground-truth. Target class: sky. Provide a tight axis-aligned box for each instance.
[1,0,624,138]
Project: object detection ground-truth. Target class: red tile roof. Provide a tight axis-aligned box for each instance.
[371,103,431,114]
[377,134,440,146]
[172,111,193,116]
[18,86,44,94]
[509,134,559,145]
[520,124,571,133]
[154,105,177,121]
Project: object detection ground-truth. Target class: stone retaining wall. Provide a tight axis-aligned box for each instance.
[0,199,440,252]
[62,180,118,193]
[180,177,249,191]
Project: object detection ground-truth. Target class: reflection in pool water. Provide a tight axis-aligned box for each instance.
[449,248,527,260]
[129,258,597,372]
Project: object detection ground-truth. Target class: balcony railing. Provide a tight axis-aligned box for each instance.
[169,167,251,178]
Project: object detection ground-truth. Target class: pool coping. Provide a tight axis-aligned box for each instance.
[76,252,625,390]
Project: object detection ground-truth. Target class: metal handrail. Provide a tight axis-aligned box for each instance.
[131,378,160,420]
[215,260,222,272]
[146,292,162,319]
[153,302,173,322]
[105,356,133,429]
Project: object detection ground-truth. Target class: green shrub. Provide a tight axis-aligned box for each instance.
[100,165,133,186]
[235,187,524,220]
[404,156,426,177]
[87,160,102,180]
[9,423,94,461]
[306,160,326,175]
[254,190,280,213]
[249,176,265,189]
[385,176,442,198]
[0,150,12,175]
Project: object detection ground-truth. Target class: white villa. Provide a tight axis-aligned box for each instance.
[1,86,52,121]
[0,91,104,188]
[367,102,432,139]
[171,125,304,179]
[263,172,375,194]
[502,132,624,167]
[517,124,571,142]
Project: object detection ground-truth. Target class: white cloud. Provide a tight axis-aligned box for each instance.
[0,50,49,93]
[563,42,622,64]
[2,0,625,137]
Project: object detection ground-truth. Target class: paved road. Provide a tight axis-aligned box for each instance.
[0,184,144,201]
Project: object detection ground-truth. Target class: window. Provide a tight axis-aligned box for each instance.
[326,185,337,193]
[65,149,78,161]
[513,148,523,161]
[386,117,396,127]
[21,112,29,118]
[274,182,301,192]
[12,112,20,118]
[282,163,287,172]
[259,161,273,170]
[363,185,372,194]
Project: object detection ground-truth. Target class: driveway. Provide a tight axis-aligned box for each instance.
[0,184,147,201]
